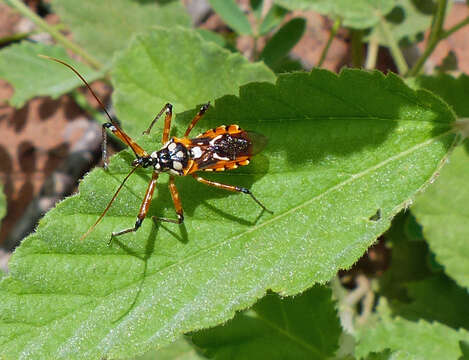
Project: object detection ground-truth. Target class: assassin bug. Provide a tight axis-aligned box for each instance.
[41,56,271,242]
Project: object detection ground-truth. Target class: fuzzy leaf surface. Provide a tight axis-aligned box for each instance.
[0,42,102,107]
[273,0,395,29]
[136,338,204,360]
[356,300,469,359]
[51,0,191,64]
[0,69,456,360]
[191,286,341,359]
[112,27,276,136]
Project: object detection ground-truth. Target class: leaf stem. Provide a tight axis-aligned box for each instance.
[5,0,103,70]
[317,17,341,68]
[407,0,447,77]
[441,16,469,39]
[365,34,379,70]
[377,13,408,74]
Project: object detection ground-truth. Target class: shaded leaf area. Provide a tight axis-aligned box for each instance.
[260,17,306,69]
[358,212,469,359]
[356,299,469,359]
[273,0,395,29]
[411,144,469,289]
[135,337,203,360]
[0,42,102,107]
[409,73,469,117]
[408,74,469,289]
[207,0,253,35]
[0,69,457,360]
[366,0,433,46]
[112,27,275,136]
[51,0,190,64]
[191,286,341,359]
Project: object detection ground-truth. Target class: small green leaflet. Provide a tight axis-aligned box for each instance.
[356,299,469,359]
[0,69,456,359]
[51,0,191,64]
[0,42,102,108]
[273,0,396,29]
[112,27,275,136]
[192,286,341,359]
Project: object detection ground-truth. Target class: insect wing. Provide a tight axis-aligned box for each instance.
[245,131,268,156]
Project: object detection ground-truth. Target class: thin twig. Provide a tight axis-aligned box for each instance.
[377,13,408,74]
[317,17,341,68]
[407,0,448,76]
[365,34,379,70]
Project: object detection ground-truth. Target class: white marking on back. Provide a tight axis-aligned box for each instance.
[191,146,202,159]
[176,151,184,158]
[209,134,223,146]
[168,142,177,152]
[151,151,158,158]
[173,161,183,170]
[213,153,229,161]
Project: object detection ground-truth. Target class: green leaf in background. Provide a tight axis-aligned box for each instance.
[51,0,191,64]
[191,286,341,359]
[356,299,469,359]
[409,74,469,290]
[258,5,288,36]
[411,143,469,289]
[135,337,204,360]
[273,0,396,29]
[112,27,275,136]
[0,42,102,107]
[410,74,469,117]
[366,0,433,46]
[0,69,457,359]
[250,0,264,19]
[207,0,253,35]
[259,17,306,69]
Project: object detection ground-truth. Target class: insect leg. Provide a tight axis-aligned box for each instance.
[191,174,272,213]
[184,102,210,137]
[142,103,173,144]
[110,172,159,243]
[152,176,184,224]
[102,123,148,168]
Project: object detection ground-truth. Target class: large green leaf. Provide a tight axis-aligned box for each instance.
[356,300,469,359]
[191,286,341,359]
[135,337,203,360]
[0,69,456,359]
[273,0,396,29]
[51,0,191,64]
[0,42,102,107]
[112,27,276,136]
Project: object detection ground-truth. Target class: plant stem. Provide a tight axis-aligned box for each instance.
[317,17,341,68]
[377,13,408,74]
[407,0,447,77]
[5,0,103,70]
[441,16,469,39]
[365,35,379,70]
[350,29,363,68]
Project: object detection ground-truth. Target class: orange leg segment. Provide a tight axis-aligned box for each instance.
[152,176,184,224]
[184,102,210,137]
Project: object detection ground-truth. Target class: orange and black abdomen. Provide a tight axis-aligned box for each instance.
[186,125,267,173]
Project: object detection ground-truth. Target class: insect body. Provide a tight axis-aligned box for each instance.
[42,56,271,242]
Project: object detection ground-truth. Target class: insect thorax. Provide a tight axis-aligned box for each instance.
[151,139,189,176]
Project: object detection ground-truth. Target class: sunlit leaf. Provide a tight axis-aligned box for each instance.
[0,42,102,107]
[51,0,191,64]
[0,69,456,359]
[273,0,395,29]
[112,27,275,136]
